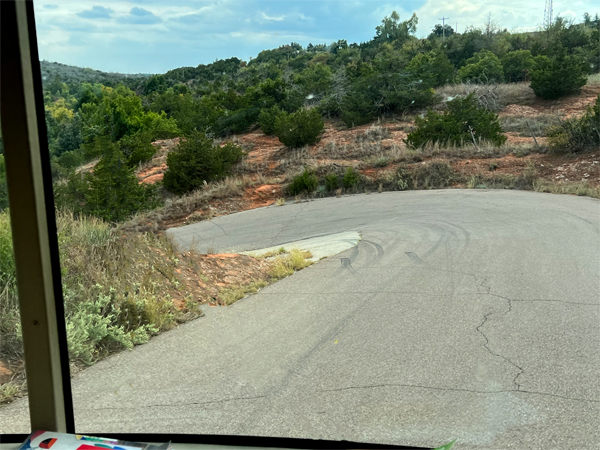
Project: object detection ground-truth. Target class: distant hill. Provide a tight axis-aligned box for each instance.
[40,60,150,87]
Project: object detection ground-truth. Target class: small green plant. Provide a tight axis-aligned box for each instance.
[275,107,324,148]
[288,169,319,195]
[547,95,599,153]
[343,167,360,189]
[324,173,340,191]
[405,94,507,148]
[488,162,498,171]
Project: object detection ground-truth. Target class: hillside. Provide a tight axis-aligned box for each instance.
[120,78,600,233]
[40,60,149,88]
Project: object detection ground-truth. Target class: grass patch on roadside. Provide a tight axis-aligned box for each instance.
[218,249,313,305]
[0,209,201,403]
[533,180,600,198]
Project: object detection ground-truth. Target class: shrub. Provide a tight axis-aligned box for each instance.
[275,108,324,148]
[119,131,157,167]
[57,150,85,169]
[214,107,260,137]
[405,94,507,148]
[502,50,534,82]
[85,142,159,222]
[324,173,340,191]
[343,167,360,189]
[530,52,588,99]
[258,105,284,136]
[413,162,455,189]
[407,50,455,88]
[287,169,318,195]
[458,50,504,84]
[163,131,244,195]
[548,94,600,153]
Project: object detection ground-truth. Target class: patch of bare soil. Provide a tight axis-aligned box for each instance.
[450,150,600,186]
[171,252,271,308]
[500,84,600,119]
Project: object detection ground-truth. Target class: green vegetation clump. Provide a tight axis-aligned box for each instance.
[324,173,340,191]
[275,108,324,148]
[502,50,534,82]
[163,131,244,195]
[287,169,318,195]
[342,167,361,189]
[530,52,588,99]
[547,94,600,153]
[0,210,185,368]
[458,50,504,84]
[258,105,284,136]
[405,94,507,148]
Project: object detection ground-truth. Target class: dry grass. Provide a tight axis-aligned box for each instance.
[354,124,392,142]
[217,249,313,305]
[435,82,536,110]
[533,180,600,198]
[124,175,258,232]
[499,114,561,137]
[587,73,600,86]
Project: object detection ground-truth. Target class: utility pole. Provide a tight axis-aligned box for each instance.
[439,16,449,41]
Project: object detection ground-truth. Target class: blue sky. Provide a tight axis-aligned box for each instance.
[34,0,598,74]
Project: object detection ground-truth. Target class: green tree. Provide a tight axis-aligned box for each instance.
[530,51,587,99]
[274,108,324,148]
[406,94,507,148]
[374,11,418,45]
[258,105,284,135]
[406,50,455,88]
[85,140,158,222]
[163,132,244,195]
[501,50,534,82]
[458,50,504,83]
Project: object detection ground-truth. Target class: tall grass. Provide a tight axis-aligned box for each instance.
[0,209,186,402]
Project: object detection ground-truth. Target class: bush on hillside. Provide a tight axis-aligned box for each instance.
[458,50,504,84]
[530,52,588,99]
[163,131,244,195]
[85,142,159,222]
[405,94,507,148]
[406,50,455,88]
[258,105,284,135]
[275,108,324,148]
[287,169,318,195]
[547,94,600,153]
[342,167,360,189]
[502,50,535,82]
[119,131,157,167]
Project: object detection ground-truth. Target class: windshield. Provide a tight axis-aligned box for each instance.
[1,1,599,449]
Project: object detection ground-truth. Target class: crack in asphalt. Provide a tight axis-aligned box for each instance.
[476,290,526,391]
[318,383,600,403]
[86,394,268,411]
[272,201,310,242]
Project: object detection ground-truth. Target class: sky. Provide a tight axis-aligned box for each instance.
[33,0,599,74]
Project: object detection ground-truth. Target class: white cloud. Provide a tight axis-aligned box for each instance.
[261,12,285,21]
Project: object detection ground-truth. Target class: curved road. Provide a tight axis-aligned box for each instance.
[2,190,599,449]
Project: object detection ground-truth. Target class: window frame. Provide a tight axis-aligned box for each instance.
[0,2,423,448]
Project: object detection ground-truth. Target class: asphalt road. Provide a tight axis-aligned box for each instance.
[2,190,599,450]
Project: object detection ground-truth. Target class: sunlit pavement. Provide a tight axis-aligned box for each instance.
[2,190,599,450]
